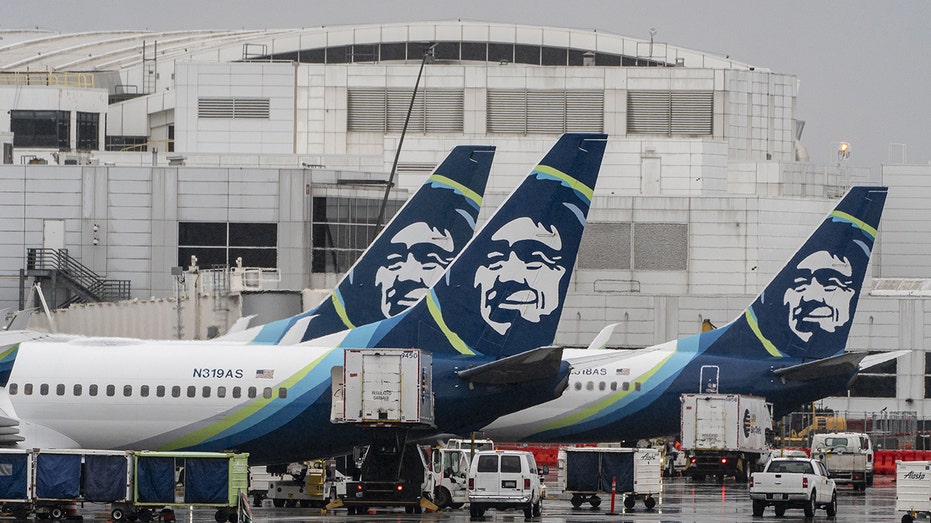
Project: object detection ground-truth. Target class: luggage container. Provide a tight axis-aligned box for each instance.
[0,449,32,519]
[897,460,931,523]
[33,449,132,519]
[112,451,249,523]
[564,447,661,511]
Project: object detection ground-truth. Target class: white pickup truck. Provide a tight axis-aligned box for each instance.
[749,457,837,517]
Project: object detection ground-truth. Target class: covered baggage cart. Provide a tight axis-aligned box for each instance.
[564,447,661,511]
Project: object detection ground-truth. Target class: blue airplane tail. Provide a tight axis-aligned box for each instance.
[332,133,608,359]
[244,145,495,344]
[703,186,888,361]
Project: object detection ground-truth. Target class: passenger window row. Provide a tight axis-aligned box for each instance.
[573,380,641,392]
[7,383,288,400]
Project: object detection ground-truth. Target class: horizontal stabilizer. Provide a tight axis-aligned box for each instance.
[860,350,909,371]
[772,352,866,381]
[457,346,565,385]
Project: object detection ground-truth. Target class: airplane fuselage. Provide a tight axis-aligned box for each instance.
[3,337,568,464]
[482,345,852,443]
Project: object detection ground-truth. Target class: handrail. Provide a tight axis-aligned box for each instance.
[26,248,131,304]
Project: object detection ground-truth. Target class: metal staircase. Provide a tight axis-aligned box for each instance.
[21,248,131,309]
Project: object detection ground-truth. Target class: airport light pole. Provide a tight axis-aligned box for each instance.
[375,42,437,231]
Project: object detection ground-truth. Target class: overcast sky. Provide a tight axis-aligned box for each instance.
[4,0,929,175]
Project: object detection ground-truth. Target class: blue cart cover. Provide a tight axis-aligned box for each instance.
[0,453,29,500]
[36,453,81,499]
[565,451,601,492]
[136,457,175,503]
[601,452,634,493]
[84,454,128,502]
[184,458,228,504]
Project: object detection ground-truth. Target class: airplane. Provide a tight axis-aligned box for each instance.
[222,144,496,344]
[0,133,608,464]
[480,186,892,443]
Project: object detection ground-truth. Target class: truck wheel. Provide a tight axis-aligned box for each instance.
[774,504,786,517]
[111,508,126,522]
[272,499,285,508]
[12,505,28,520]
[523,505,532,519]
[532,500,541,517]
[570,494,583,508]
[752,500,764,517]
[346,506,355,516]
[826,490,837,517]
[623,495,636,510]
[803,491,816,517]
[213,509,229,523]
[469,504,485,518]
[50,506,65,520]
[644,496,656,510]
[434,487,451,508]
[589,495,601,508]
[253,494,263,507]
[903,515,915,523]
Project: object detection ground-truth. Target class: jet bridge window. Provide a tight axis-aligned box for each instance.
[178,222,277,269]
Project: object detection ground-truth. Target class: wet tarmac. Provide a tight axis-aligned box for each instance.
[74,475,903,523]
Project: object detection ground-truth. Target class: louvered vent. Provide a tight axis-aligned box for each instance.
[627,91,713,135]
[487,90,604,134]
[348,88,464,133]
[198,98,271,119]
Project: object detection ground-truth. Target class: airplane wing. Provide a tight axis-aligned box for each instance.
[457,346,564,385]
[859,350,909,371]
[586,323,622,350]
[772,352,867,381]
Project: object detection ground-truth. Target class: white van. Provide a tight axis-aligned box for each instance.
[467,450,543,518]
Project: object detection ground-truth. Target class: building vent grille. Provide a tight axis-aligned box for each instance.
[627,90,713,135]
[198,98,271,119]
[348,88,464,133]
[487,89,604,134]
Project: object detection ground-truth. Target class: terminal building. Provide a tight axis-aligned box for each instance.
[1,22,930,433]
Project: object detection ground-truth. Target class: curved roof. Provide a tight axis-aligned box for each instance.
[0,21,757,73]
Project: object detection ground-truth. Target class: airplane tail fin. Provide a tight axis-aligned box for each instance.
[704,186,887,361]
[330,133,608,358]
[239,145,495,344]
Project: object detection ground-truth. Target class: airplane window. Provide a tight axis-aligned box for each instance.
[123,385,132,397]
[187,386,196,398]
[574,382,582,391]
[248,387,257,399]
[598,382,606,391]
[56,384,65,396]
[171,386,181,398]
[140,385,149,397]
[610,382,617,391]
[586,382,594,391]
[106,385,115,397]
[156,385,165,397]
[622,382,629,391]
[40,384,49,396]
[217,386,226,398]
[263,387,272,399]
[635,382,642,391]
[202,386,211,398]
[9,383,17,395]
[73,384,81,396]
[278,388,287,399]
[233,387,242,399]
[89,384,98,396]
[23,384,32,395]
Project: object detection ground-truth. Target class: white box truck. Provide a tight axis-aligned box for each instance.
[680,393,772,481]
[335,349,434,426]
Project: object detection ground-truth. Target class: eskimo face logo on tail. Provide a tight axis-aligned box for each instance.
[375,222,456,317]
[473,217,567,335]
[783,250,856,342]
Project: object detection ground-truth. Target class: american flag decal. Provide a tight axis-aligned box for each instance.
[255,369,274,379]
[616,368,630,375]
